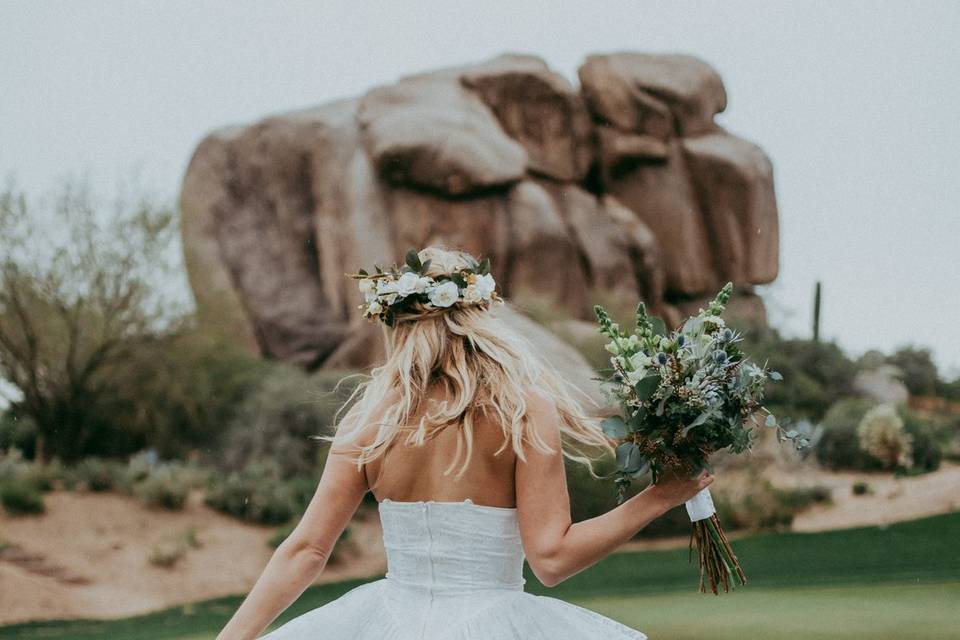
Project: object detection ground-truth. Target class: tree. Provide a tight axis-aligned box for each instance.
[0,180,182,461]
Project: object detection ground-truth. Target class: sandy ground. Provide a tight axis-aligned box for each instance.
[0,490,386,626]
[2,464,958,625]
[768,462,960,532]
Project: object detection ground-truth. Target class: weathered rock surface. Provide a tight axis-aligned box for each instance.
[180,51,780,383]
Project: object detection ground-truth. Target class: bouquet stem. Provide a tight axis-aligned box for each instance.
[690,515,746,594]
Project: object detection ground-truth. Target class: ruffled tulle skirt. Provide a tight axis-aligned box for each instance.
[260,578,646,639]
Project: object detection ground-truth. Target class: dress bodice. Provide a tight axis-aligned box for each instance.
[260,498,647,639]
[378,498,526,593]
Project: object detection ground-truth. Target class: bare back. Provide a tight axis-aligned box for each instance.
[363,390,518,508]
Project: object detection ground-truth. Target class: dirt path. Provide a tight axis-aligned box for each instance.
[0,491,386,626]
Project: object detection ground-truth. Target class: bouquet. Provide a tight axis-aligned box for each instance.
[593,283,807,594]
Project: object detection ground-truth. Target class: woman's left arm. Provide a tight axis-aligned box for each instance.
[216,436,369,640]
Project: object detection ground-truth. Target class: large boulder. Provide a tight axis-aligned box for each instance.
[461,54,594,182]
[180,51,780,387]
[579,53,726,137]
[358,75,527,196]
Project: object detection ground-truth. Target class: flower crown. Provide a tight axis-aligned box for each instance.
[348,250,501,326]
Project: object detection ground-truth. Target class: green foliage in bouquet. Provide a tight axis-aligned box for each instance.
[594,283,807,594]
[595,283,805,495]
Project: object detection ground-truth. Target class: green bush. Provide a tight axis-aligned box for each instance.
[0,478,45,515]
[219,367,359,480]
[816,399,943,473]
[205,461,308,525]
[815,399,882,471]
[132,464,192,510]
[899,408,943,473]
[852,481,872,496]
[739,330,859,422]
[68,457,122,491]
[565,451,643,524]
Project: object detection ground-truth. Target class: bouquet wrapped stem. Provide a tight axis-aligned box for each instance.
[596,284,807,594]
[691,510,746,594]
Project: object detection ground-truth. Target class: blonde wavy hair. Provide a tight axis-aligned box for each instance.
[326,246,614,479]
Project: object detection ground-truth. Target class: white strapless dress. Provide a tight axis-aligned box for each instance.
[260,498,647,639]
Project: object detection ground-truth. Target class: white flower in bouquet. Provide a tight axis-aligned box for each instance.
[428,281,460,307]
[366,300,383,315]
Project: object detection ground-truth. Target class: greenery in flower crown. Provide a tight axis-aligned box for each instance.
[347,249,500,326]
[594,283,808,502]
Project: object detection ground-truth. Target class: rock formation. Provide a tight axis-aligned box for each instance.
[180,52,779,380]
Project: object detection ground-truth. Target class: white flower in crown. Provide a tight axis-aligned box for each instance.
[428,281,460,308]
[475,273,496,300]
[395,272,422,297]
[358,279,376,295]
[462,284,484,304]
[376,279,398,296]
[415,276,433,294]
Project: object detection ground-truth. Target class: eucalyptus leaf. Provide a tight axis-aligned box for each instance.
[769,370,783,381]
[765,414,777,428]
[629,461,651,479]
[633,374,661,401]
[627,409,647,431]
[682,411,711,437]
[615,442,645,474]
[601,415,628,439]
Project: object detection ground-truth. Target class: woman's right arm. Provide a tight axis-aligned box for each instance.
[515,391,713,587]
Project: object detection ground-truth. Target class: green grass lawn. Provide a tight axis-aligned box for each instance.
[3,512,958,640]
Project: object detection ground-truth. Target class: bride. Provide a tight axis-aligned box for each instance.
[216,246,713,640]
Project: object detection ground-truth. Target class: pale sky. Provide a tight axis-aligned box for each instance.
[2,1,959,374]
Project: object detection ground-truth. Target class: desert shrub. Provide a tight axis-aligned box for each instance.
[219,367,359,479]
[0,477,45,515]
[0,412,37,457]
[68,457,123,492]
[886,346,939,397]
[816,399,942,473]
[815,398,881,471]
[205,461,307,525]
[0,449,61,492]
[111,330,274,460]
[147,527,203,568]
[148,542,185,568]
[739,331,858,422]
[857,404,913,470]
[714,480,829,531]
[565,451,644,523]
[852,481,872,496]
[898,408,943,473]
[775,484,832,510]
[133,464,192,510]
